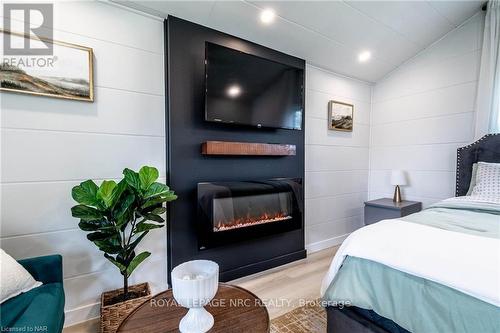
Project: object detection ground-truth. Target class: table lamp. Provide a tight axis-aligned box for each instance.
[390,170,407,203]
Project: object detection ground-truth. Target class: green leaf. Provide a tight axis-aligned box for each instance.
[94,240,121,254]
[151,207,166,215]
[97,221,116,231]
[144,213,164,223]
[141,197,166,210]
[110,179,128,208]
[97,180,117,208]
[139,166,159,190]
[78,219,106,231]
[114,193,135,218]
[141,192,177,209]
[93,233,122,254]
[72,180,99,206]
[123,168,141,191]
[87,231,114,241]
[163,191,178,202]
[71,205,103,221]
[134,222,164,233]
[144,182,168,199]
[126,251,151,277]
[116,251,133,266]
[104,253,126,273]
[113,193,135,229]
[139,205,166,215]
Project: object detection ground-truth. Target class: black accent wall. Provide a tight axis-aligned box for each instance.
[165,16,306,282]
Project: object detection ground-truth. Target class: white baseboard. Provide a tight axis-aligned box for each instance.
[64,302,100,328]
[306,233,350,254]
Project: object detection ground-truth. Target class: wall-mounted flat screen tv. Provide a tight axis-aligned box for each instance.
[205,42,304,130]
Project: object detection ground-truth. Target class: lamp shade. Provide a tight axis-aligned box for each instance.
[390,170,407,186]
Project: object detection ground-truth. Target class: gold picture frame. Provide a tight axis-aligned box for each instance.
[328,100,353,132]
[0,29,94,102]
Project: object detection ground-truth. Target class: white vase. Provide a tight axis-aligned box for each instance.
[171,260,219,333]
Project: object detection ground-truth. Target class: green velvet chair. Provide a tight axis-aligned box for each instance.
[0,255,65,333]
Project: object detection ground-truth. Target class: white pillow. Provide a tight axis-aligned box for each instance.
[470,162,500,198]
[466,163,478,196]
[0,249,42,303]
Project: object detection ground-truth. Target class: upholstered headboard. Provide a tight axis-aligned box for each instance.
[456,133,500,196]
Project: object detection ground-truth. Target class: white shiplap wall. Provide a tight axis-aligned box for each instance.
[0,3,375,324]
[305,65,371,251]
[369,12,484,207]
[3,0,471,325]
[0,2,166,326]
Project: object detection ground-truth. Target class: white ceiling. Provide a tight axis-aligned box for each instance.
[116,1,483,82]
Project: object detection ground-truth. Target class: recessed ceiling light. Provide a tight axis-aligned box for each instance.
[227,85,241,97]
[358,51,371,63]
[260,9,276,24]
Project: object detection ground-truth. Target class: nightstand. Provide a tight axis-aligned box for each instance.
[364,198,422,225]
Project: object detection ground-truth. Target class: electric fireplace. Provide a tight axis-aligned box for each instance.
[197,178,303,250]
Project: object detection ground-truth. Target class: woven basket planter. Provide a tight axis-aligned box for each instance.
[100,282,151,333]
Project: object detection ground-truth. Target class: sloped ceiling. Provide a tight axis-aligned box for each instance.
[116,1,482,82]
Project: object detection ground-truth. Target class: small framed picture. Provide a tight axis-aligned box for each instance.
[0,30,94,102]
[328,100,353,132]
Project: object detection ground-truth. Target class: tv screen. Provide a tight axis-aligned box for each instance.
[205,42,304,130]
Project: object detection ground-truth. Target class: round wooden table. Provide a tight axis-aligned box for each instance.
[117,283,270,333]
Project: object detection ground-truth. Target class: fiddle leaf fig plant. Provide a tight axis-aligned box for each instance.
[71,166,177,302]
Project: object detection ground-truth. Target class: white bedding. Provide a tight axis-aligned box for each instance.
[320,217,500,307]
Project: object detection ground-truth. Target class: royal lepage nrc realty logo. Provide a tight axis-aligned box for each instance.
[3,3,53,55]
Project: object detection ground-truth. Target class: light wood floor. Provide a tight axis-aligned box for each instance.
[63,246,338,333]
[231,246,338,319]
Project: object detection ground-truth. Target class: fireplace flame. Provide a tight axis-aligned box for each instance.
[214,212,292,232]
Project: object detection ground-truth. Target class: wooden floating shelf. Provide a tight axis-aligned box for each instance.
[202,141,296,156]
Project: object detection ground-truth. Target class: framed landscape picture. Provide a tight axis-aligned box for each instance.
[328,100,353,131]
[0,30,94,102]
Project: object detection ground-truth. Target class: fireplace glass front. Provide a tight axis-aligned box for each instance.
[213,192,293,232]
[197,178,302,249]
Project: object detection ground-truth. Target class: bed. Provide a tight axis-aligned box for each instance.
[322,133,500,333]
